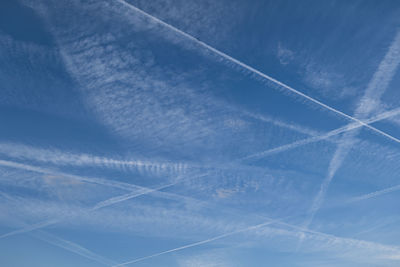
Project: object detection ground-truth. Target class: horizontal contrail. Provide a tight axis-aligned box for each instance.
[0,142,188,175]
[112,220,276,266]
[242,106,400,161]
[0,159,144,191]
[116,0,400,145]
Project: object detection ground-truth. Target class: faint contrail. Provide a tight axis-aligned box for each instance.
[0,159,144,191]
[303,30,400,229]
[91,182,179,210]
[0,219,59,239]
[112,220,276,266]
[0,193,116,266]
[0,142,188,175]
[350,184,400,202]
[0,158,210,205]
[242,106,400,161]
[116,0,400,145]
[32,230,118,266]
[0,171,210,240]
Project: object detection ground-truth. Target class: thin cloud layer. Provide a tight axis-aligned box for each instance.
[1,0,400,266]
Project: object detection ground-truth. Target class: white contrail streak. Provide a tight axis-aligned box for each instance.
[0,219,59,239]
[0,158,211,204]
[116,0,400,145]
[0,159,143,191]
[32,230,117,266]
[0,170,210,239]
[0,194,116,266]
[112,212,400,266]
[242,106,400,161]
[350,184,400,202]
[0,142,188,175]
[91,182,178,210]
[112,220,276,266]
[304,30,400,228]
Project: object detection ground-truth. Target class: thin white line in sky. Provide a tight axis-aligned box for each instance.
[116,0,400,145]
[242,107,400,161]
[112,220,275,266]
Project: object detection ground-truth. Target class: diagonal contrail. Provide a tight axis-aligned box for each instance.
[116,0,400,145]
[111,212,400,266]
[0,219,59,239]
[0,159,144,192]
[0,192,117,266]
[1,107,399,239]
[303,29,400,229]
[32,230,118,266]
[112,220,277,267]
[241,106,400,161]
[350,183,400,202]
[0,169,210,240]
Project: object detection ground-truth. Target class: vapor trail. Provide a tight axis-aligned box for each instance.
[304,30,400,229]
[242,106,400,161]
[0,169,210,240]
[350,184,400,202]
[32,230,118,266]
[112,220,276,266]
[117,0,400,145]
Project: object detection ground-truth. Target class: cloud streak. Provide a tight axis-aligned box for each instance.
[0,160,211,239]
[350,183,400,202]
[304,29,400,228]
[112,220,277,266]
[0,142,188,176]
[242,106,400,161]
[117,0,400,145]
[32,230,117,266]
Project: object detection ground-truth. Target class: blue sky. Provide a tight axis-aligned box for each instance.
[1,0,400,266]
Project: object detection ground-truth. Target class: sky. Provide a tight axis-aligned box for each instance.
[1,0,400,266]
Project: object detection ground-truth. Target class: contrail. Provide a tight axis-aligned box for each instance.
[0,142,188,176]
[91,182,179,210]
[0,171,210,240]
[111,211,400,266]
[0,158,214,205]
[0,159,145,192]
[303,30,400,229]
[0,219,59,239]
[32,230,118,266]
[350,184,400,202]
[116,0,400,145]
[1,107,399,240]
[0,193,116,266]
[112,220,276,266]
[242,106,400,161]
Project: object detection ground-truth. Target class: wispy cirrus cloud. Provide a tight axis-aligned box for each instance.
[0,142,189,176]
[37,0,309,162]
[2,193,400,266]
[114,0,400,146]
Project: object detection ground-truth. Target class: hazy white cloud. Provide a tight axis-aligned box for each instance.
[277,43,294,65]
[0,142,189,176]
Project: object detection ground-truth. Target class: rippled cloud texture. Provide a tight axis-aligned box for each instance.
[1,0,400,266]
